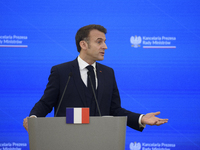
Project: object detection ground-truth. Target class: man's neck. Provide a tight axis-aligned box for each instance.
[79,54,95,65]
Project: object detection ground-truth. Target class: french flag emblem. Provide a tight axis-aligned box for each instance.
[66,108,90,124]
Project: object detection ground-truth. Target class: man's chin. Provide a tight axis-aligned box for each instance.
[97,57,104,61]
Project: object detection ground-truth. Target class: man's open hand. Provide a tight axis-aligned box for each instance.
[141,112,168,126]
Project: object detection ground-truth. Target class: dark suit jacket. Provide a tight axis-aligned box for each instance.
[30,58,143,131]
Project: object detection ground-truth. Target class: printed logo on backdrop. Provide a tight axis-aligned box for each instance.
[130,142,141,150]
[0,35,28,48]
[130,36,142,48]
[129,142,176,150]
[130,35,176,49]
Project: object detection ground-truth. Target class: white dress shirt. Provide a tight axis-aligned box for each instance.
[78,56,97,89]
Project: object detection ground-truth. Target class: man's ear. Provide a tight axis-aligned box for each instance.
[79,40,88,50]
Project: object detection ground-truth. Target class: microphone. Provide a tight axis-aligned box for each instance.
[54,72,72,117]
[87,71,102,116]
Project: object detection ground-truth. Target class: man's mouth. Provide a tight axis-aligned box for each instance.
[100,52,105,55]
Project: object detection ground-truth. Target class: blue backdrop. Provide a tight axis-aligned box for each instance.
[0,0,200,149]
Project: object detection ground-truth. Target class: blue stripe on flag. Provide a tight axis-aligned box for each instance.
[66,108,74,124]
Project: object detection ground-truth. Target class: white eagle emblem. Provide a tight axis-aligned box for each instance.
[130,36,142,48]
[129,142,141,150]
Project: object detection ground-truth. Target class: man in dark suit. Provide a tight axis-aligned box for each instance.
[23,24,168,132]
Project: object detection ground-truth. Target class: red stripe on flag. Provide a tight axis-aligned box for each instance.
[82,108,90,124]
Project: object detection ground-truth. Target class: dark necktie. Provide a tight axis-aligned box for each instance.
[86,65,96,91]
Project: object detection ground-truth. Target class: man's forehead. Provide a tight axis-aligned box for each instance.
[88,29,106,40]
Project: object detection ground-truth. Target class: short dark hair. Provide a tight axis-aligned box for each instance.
[75,24,107,52]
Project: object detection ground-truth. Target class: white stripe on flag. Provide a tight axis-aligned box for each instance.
[74,108,82,123]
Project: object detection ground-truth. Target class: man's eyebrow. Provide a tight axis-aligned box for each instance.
[96,38,106,41]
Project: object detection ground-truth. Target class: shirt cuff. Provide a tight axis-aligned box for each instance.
[139,114,146,128]
[30,115,37,118]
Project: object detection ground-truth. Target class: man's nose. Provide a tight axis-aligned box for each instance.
[103,42,108,49]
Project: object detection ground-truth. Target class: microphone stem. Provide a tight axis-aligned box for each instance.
[54,73,72,117]
[88,73,102,116]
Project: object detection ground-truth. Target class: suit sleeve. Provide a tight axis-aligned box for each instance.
[29,66,60,117]
[109,69,144,132]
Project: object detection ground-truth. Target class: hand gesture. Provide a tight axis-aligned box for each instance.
[141,111,168,126]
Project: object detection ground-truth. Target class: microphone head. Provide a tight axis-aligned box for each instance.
[87,71,90,76]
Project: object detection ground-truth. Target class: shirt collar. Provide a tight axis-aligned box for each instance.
[78,56,96,70]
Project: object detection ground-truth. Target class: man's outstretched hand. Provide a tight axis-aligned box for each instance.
[141,112,168,126]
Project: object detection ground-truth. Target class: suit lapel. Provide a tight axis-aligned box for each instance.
[71,58,87,106]
[96,63,104,105]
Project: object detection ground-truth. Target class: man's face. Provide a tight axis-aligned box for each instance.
[84,29,107,64]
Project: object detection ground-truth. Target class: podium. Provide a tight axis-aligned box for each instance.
[28,116,127,150]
